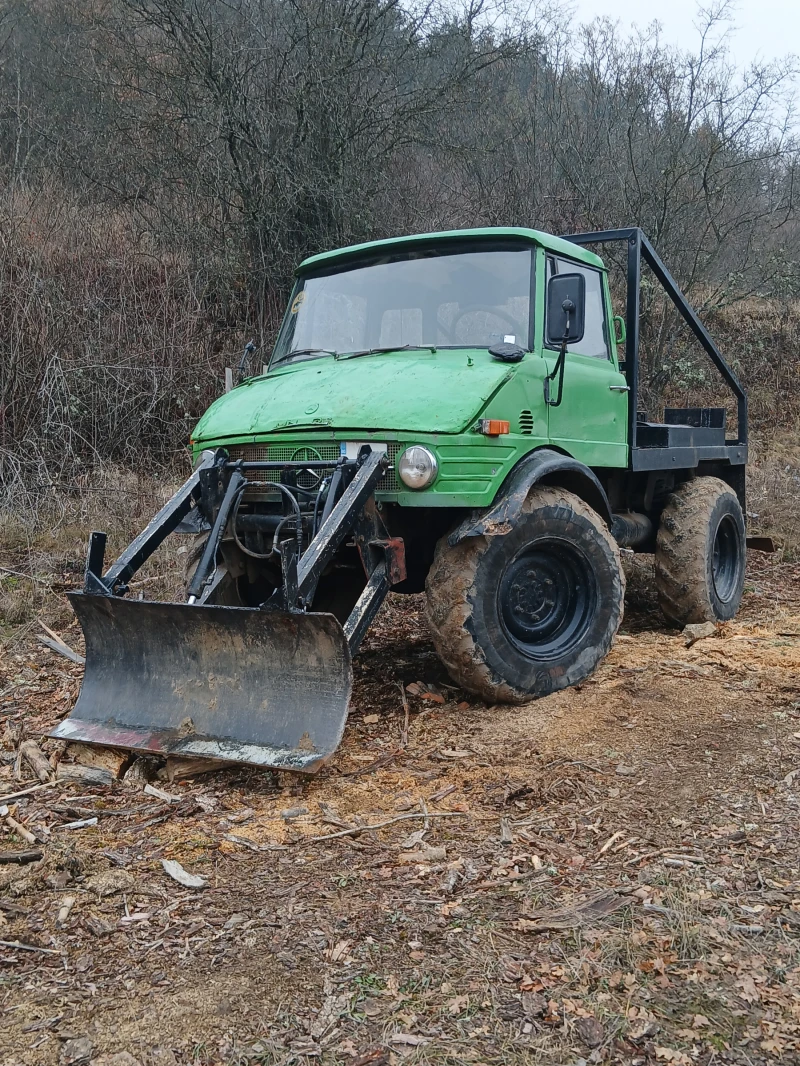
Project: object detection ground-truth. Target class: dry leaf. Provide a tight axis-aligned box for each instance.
[736,975,760,1003]
[655,1049,691,1064]
[447,994,470,1015]
[329,938,352,962]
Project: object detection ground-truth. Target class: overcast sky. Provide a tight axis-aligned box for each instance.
[571,0,797,71]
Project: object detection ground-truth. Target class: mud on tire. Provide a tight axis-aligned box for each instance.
[655,476,745,626]
[425,486,625,704]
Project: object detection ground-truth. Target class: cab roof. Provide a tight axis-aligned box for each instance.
[297,226,605,274]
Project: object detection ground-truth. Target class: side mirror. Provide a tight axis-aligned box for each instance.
[546,273,586,346]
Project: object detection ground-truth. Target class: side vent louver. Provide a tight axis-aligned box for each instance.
[519,410,534,434]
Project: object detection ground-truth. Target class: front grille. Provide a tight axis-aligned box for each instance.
[227,441,401,494]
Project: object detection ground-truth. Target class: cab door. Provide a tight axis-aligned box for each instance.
[542,255,628,468]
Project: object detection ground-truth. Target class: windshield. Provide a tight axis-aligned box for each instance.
[271,245,533,365]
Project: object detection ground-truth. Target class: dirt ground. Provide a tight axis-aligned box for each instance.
[2,551,800,1066]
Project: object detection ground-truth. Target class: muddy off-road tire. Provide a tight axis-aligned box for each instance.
[183,533,241,606]
[425,486,625,704]
[655,476,746,626]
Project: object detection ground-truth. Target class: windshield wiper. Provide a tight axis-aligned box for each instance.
[335,344,435,361]
[279,347,338,365]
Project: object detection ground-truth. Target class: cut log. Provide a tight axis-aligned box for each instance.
[0,850,43,865]
[56,763,114,787]
[158,757,228,782]
[65,743,130,780]
[19,740,52,783]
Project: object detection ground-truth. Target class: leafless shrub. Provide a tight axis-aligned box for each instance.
[0,0,797,534]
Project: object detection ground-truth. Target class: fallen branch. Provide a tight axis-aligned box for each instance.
[0,940,61,955]
[0,850,43,865]
[0,782,57,805]
[399,682,410,748]
[342,749,402,777]
[304,810,467,844]
[0,567,45,585]
[3,811,37,846]
[37,635,85,665]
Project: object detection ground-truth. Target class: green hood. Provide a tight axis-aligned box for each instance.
[193,350,516,441]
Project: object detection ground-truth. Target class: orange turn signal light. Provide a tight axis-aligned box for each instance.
[479,419,510,436]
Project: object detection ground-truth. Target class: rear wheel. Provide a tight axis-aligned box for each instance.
[425,486,625,703]
[655,476,746,626]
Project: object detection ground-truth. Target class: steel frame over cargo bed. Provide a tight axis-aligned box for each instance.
[564,228,748,473]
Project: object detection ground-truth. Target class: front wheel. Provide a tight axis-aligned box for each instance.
[425,486,625,704]
[655,476,746,626]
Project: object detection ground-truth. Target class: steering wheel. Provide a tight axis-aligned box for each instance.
[441,304,524,344]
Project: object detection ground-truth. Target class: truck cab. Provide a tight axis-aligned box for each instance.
[191,228,629,510]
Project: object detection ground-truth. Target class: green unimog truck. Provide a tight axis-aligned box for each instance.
[53,226,749,772]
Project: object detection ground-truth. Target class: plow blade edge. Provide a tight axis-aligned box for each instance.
[51,593,352,773]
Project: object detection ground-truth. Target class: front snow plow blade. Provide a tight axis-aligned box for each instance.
[51,593,352,773]
[52,448,405,772]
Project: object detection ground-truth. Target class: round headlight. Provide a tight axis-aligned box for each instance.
[398,445,438,490]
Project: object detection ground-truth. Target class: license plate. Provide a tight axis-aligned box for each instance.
[342,441,388,460]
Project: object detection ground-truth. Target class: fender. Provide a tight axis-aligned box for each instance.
[448,448,613,546]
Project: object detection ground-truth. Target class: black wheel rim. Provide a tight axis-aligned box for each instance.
[711,514,741,603]
[498,538,597,660]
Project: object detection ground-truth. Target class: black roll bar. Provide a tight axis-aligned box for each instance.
[562,228,748,456]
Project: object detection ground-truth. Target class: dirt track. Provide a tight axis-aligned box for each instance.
[2,553,800,1065]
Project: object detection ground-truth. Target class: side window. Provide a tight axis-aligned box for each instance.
[550,257,609,360]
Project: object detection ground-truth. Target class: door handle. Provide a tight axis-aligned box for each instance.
[609,384,630,392]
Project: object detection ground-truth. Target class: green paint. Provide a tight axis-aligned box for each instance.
[192,227,629,507]
[297,226,604,274]
[192,349,516,440]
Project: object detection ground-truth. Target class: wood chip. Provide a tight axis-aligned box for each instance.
[56,817,99,831]
[161,859,207,888]
[56,895,76,928]
[143,783,180,803]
